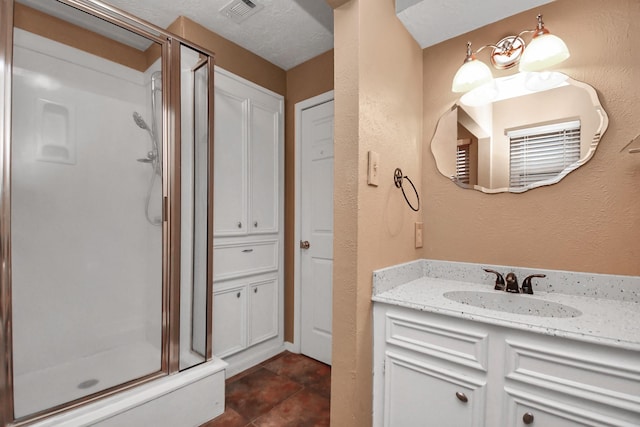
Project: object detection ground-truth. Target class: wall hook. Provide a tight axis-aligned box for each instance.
[394,168,420,212]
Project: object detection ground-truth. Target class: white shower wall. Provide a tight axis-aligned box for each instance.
[11,29,162,416]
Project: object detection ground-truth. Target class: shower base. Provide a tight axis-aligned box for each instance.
[13,341,161,418]
[15,345,226,426]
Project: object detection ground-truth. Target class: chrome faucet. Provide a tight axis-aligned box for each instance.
[483,269,546,295]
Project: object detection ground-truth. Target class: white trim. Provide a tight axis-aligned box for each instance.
[293,90,334,354]
[214,65,284,106]
[284,341,299,354]
[506,119,580,138]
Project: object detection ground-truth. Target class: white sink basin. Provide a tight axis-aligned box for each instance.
[443,291,582,318]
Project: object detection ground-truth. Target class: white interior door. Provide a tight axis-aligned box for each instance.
[300,99,334,365]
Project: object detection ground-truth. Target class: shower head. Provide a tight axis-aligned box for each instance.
[133,111,158,159]
[133,112,151,131]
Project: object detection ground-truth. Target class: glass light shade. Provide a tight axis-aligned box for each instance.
[452,59,493,93]
[519,33,570,72]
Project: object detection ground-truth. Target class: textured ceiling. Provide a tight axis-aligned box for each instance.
[102,0,334,70]
[397,0,555,49]
[55,0,556,71]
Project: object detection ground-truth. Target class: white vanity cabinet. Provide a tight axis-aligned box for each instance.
[212,67,283,374]
[373,305,490,427]
[501,335,640,427]
[373,303,640,427]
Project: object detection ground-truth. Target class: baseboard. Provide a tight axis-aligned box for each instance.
[284,341,299,354]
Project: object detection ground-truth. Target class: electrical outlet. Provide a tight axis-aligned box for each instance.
[415,222,423,248]
[367,151,379,186]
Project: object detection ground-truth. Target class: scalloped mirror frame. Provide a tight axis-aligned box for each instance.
[430,73,609,193]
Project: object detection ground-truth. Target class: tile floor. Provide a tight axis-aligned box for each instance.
[202,352,331,427]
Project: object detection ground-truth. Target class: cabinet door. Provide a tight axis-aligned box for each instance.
[384,353,485,427]
[248,278,278,346]
[213,286,247,358]
[214,86,247,236]
[249,101,279,234]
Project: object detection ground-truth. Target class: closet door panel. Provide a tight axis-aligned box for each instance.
[249,102,279,234]
[214,88,247,236]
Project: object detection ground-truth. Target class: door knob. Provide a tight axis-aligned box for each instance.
[300,240,310,249]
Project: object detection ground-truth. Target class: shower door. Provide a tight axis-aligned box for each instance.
[9,0,166,419]
[0,0,215,424]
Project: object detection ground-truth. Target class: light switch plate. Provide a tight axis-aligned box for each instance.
[415,222,423,248]
[368,151,379,186]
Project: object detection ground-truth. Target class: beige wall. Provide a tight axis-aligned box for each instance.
[283,50,334,342]
[422,0,640,276]
[171,16,286,95]
[331,0,423,424]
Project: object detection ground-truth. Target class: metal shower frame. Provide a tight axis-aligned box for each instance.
[0,0,216,425]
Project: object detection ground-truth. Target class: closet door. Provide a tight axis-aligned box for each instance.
[213,285,247,357]
[214,86,247,236]
[249,101,280,234]
[248,278,278,346]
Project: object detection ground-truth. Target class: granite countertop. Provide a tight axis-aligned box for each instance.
[372,260,640,351]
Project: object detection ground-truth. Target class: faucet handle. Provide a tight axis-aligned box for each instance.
[483,268,505,291]
[522,274,546,295]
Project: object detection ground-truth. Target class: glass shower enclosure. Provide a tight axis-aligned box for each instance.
[0,0,215,424]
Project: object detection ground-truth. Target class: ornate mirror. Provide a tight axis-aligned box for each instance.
[431,72,608,193]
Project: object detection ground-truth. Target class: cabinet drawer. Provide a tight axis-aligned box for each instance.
[214,241,278,280]
[505,339,640,412]
[385,311,489,371]
[504,387,640,427]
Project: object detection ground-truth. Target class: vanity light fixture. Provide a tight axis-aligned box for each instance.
[451,14,570,93]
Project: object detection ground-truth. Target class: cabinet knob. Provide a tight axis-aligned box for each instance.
[254,288,258,293]
[522,412,534,424]
[455,392,468,403]
[236,292,241,298]
[254,221,258,227]
[237,221,242,228]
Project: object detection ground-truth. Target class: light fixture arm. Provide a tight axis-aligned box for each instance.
[533,13,549,36]
[452,13,570,94]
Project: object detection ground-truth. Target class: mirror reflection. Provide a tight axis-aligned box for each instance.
[431,73,608,193]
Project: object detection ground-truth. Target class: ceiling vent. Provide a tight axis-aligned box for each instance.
[219,0,264,24]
